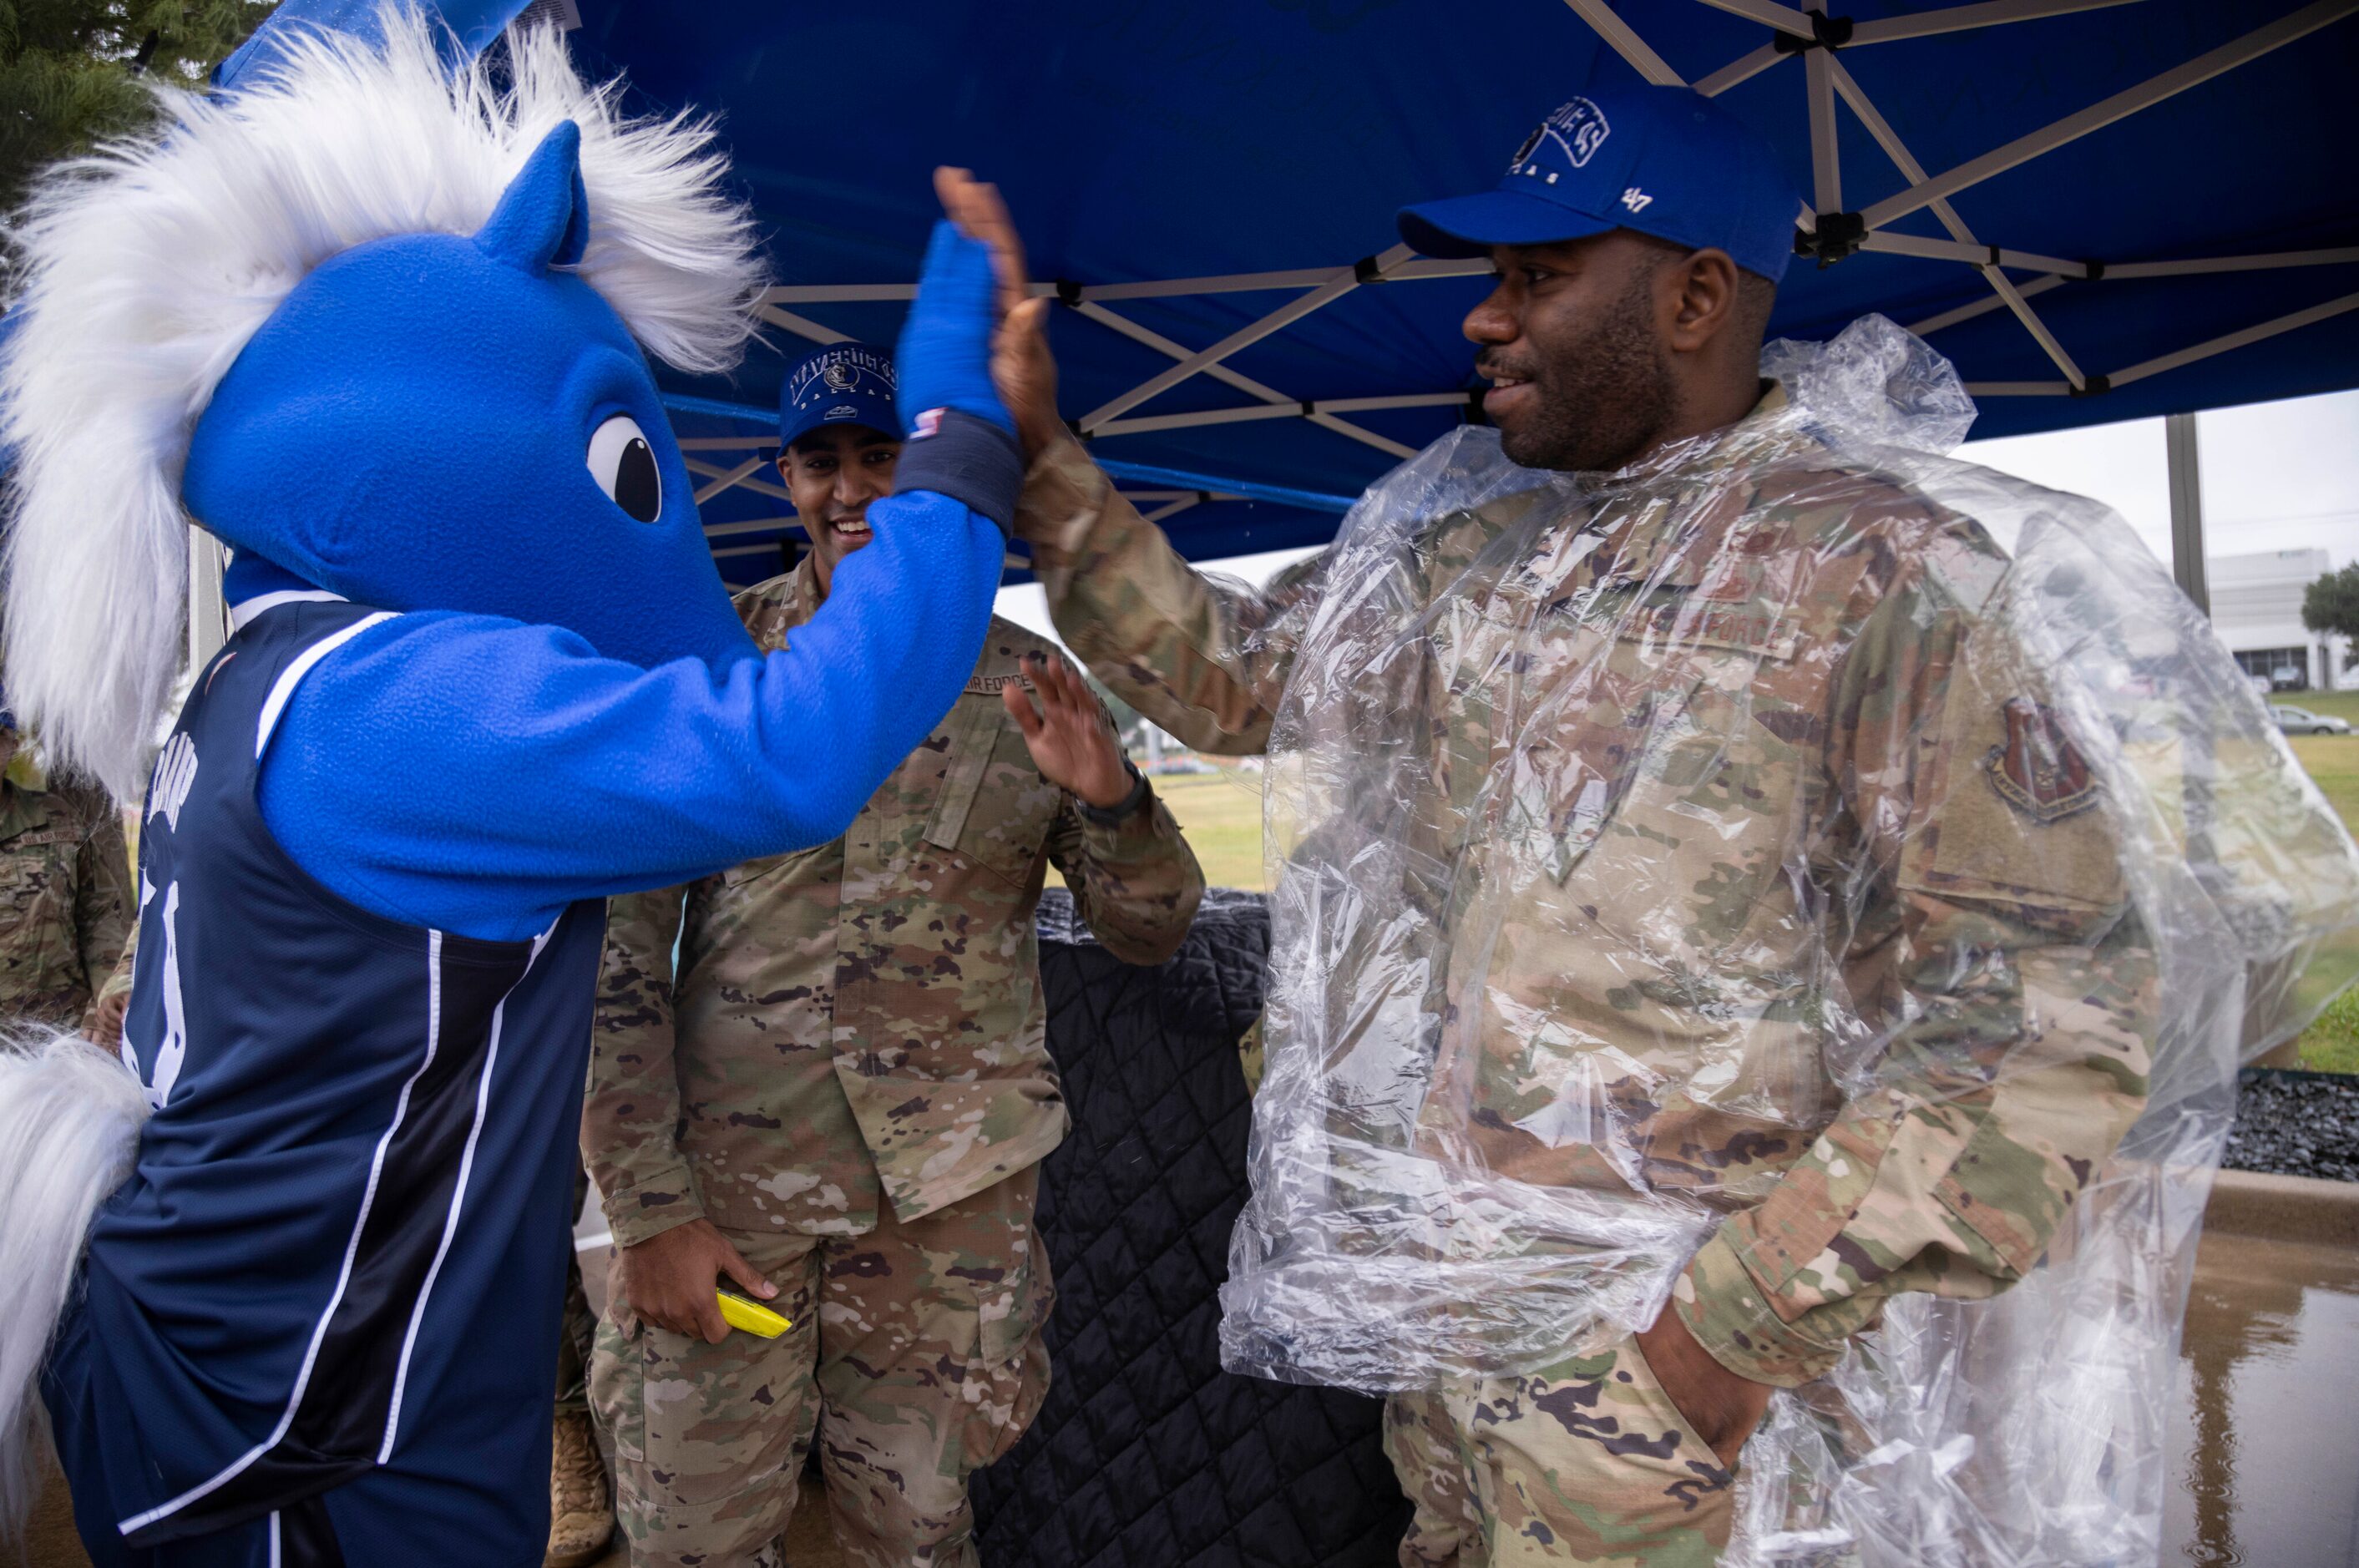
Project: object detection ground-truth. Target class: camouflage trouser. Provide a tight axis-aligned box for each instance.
[590,1167,1050,1568]
[557,1164,596,1417]
[1385,1334,1737,1566]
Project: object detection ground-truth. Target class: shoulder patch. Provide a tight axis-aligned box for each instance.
[1982,697,2098,824]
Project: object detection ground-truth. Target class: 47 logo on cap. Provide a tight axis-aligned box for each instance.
[1509,97,1612,175]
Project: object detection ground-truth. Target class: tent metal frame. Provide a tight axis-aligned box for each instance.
[596,0,2346,621]
[691,0,2357,526]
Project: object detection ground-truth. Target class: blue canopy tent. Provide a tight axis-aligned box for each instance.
[227,0,2359,595]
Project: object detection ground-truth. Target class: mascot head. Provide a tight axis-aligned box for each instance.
[0,7,767,801]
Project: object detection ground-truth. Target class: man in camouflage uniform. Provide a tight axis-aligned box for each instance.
[0,706,133,1041]
[947,74,2158,1567]
[585,341,1204,1568]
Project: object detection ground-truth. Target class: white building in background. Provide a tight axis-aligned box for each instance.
[2207,549,2346,692]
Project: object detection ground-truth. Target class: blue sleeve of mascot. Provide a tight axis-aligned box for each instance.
[258,222,1029,942]
[259,494,1004,942]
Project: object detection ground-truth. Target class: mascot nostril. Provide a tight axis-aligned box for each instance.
[0,5,1025,1560]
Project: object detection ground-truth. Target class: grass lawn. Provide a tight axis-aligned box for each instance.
[1152,771,1269,892]
[2301,986,2359,1074]
[2290,733,2359,840]
[2286,716,2359,1070]
[2279,689,2359,727]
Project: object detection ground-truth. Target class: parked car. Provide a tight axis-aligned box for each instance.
[2271,705,2352,736]
[2247,673,2274,696]
[2270,664,2306,690]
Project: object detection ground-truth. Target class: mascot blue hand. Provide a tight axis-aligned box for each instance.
[896,220,1015,436]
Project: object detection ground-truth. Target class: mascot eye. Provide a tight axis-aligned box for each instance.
[587,414,662,523]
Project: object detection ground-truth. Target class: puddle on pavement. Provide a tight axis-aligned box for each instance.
[2164,1228,2359,1566]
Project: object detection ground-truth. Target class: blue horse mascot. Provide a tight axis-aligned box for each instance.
[0,8,1024,1562]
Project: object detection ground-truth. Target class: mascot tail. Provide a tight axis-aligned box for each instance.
[0,1030,146,1536]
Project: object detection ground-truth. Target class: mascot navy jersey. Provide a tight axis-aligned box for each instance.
[47,598,606,1558]
[0,9,1033,1565]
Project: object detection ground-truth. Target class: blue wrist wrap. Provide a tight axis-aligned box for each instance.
[896,410,1024,539]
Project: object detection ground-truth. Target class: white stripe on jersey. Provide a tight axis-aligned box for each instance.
[255,611,396,759]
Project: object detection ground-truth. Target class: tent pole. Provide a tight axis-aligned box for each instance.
[1979,267,2088,388]
[1828,58,2090,387]
[1802,3,1842,214]
[704,517,799,540]
[1562,0,1686,83]
[1962,380,2073,396]
[1093,392,1468,440]
[1078,246,1414,432]
[2165,412,2209,616]
[691,456,768,505]
[1906,275,2067,336]
[1697,0,1812,34]
[1695,43,1785,97]
[189,527,228,670]
[2107,288,2359,388]
[1845,0,2147,46]
[752,245,2353,309]
[1859,0,2357,230]
[684,458,793,503]
[1858,231,2089,275]
[1072,299,1416,458]
[757,305,849,346]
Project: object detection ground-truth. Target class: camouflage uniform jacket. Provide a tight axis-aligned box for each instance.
[0,741,134,1031]
[585,559,1203,1246]
[1019,397,2158,1388]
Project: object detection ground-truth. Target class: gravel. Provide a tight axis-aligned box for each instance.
[2222,1068,2359,1184]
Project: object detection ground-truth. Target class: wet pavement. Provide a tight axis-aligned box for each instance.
[19,1218,2359,1565]
[2162,1228,2359,1566]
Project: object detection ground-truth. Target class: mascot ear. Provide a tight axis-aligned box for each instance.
[476,120,590,273]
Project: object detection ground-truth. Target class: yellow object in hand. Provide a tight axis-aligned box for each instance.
[716,1289,791,1338]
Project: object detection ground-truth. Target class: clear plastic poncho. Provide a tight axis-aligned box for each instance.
[1217,316,2359,1565]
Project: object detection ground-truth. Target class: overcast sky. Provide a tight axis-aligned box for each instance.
[995,387,2359,643]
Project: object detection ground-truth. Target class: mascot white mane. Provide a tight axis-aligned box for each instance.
[0,9,775,1531]
[1,7,762,802]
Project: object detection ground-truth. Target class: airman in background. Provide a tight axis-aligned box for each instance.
[583,341,1204,1568]
[0,706,133,1044]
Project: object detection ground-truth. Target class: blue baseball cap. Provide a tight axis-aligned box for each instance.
[779,342,904,450]
[1398,81,1797,284]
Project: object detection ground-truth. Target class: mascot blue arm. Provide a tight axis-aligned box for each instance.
[256,524,998,939]
[201,131,1019,940]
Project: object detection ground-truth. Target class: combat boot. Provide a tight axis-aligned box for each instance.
[545,1409,614,1568]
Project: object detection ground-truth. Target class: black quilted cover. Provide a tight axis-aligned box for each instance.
[971,889,1410,1568]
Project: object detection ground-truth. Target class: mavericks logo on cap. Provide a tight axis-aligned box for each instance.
[789,345,897,407]
[1509,97,1611,175]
